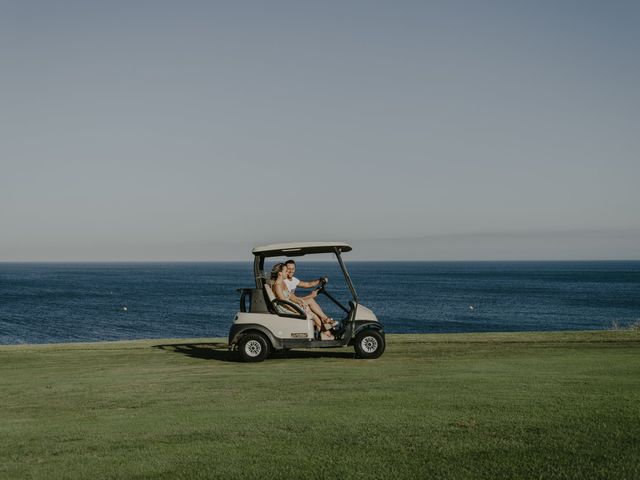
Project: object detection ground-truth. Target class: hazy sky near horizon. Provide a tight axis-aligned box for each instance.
[1,1,639,260]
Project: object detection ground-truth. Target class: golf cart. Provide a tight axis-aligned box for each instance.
[228,242,385,362]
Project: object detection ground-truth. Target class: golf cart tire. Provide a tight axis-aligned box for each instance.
[238,333,271,362]
[354,329,385,359]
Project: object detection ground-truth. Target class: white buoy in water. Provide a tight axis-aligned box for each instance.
[469,305,474,311]
[123,306,128,311]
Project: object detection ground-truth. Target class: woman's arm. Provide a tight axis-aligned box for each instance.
[273,283,301,314]
[273,282,286,300]
[289,292,306,307]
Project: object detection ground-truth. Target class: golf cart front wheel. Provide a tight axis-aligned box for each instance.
[238,333,270,362]
[354,330,385,359]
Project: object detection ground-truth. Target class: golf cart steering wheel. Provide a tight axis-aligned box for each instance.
[314,277,328,292]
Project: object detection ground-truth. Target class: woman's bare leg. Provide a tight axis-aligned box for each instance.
[307,309,322,332]
[305,298,330,322]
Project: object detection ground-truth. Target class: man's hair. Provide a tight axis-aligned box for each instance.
[284,259,296,266]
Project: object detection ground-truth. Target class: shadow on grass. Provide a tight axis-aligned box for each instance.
[153,342,356,362]
[153,343,236,362]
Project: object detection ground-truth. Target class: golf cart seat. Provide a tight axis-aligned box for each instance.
[262,284,278,311]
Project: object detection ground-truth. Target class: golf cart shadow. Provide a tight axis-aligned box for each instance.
[271,349,355,360]
[153,342,356,362]
[153,342,236,362]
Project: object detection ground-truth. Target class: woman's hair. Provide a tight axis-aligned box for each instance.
[270,263,286,282]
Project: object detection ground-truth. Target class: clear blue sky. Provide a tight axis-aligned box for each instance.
[1,1,639,260]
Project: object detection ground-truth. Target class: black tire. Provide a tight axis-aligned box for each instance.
[238,333,271,362]
[354,330,385,359]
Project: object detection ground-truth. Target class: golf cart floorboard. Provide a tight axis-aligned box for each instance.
[308,339,343,348]
[281,339,344,349]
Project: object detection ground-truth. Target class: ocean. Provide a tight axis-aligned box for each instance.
[1,261,639,345]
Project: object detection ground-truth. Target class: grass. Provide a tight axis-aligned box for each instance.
[1,331,639,479]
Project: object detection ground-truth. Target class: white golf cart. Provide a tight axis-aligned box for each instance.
[228,242,385,362]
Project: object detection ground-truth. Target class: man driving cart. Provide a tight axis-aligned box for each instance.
[284,259,336,329]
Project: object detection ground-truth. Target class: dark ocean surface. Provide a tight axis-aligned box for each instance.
[1,261,639,345]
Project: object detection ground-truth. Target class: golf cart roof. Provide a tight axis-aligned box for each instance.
[252,242,352,258]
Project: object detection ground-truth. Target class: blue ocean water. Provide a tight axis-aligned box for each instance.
[0,261,639,345]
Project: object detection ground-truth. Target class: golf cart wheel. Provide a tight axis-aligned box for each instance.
[354,330,385,359]
[238,333,270,362]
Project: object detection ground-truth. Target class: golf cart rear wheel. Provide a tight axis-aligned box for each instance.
[238,333,270,362]
[354,330,385,359]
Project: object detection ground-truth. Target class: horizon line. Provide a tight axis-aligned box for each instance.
[1,258,639,264]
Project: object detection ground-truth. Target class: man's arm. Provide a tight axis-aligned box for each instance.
[297,278,323,289]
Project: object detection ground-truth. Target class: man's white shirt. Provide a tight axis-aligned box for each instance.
[284,277,300,293]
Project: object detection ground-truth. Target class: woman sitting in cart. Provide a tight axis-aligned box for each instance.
[270,263,334,340]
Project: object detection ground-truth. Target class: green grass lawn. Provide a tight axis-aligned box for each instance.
[1,331,639,479]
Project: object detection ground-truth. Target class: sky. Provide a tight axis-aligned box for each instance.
[1,0,639,261]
